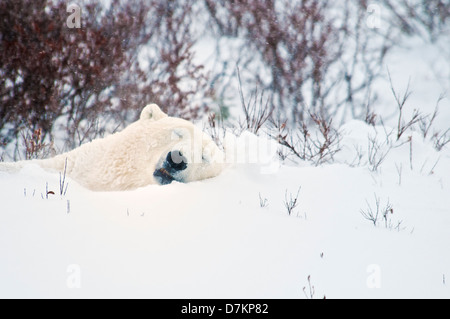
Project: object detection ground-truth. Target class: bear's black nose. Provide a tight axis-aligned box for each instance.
[166,151,187,171]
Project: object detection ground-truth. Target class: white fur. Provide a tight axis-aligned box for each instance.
[0,104,224,191]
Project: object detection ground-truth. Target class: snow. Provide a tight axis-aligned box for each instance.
[1,118,450,298]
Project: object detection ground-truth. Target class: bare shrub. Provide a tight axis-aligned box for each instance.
[259,193,269,208]
[418,96,443,139]
[360,194,392,226]
[303,275,316,299]
[0,0,210,157]
[361,194,403,231]
[271,112,341,166]
[433,129,450,151]
[417,96,450,152]
[284,187,301,216]
[204,1,393,123]
[237,68,274,135]
[386,72,421,141]
[117,0,212,123]
[203,0,339,119]
[21,128,54,160]
[381,0,450,42]
[205,113,225,149]
[386,75,450,153]
[1,0,146,151]
[364,104,378,127]
[367,133,391,172]
[302,275,325,299]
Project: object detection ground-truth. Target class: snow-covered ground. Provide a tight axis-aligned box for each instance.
[1,117,450,298]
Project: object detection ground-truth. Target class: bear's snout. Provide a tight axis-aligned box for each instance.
[166,151,188,172]
[153,151,188,185]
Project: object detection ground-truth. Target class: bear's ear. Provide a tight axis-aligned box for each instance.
[140,104,168,122]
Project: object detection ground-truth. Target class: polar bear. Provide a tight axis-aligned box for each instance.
[0,104,225,191]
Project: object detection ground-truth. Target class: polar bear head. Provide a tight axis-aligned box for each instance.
[129,104,224,187]
[144,105,224,186]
